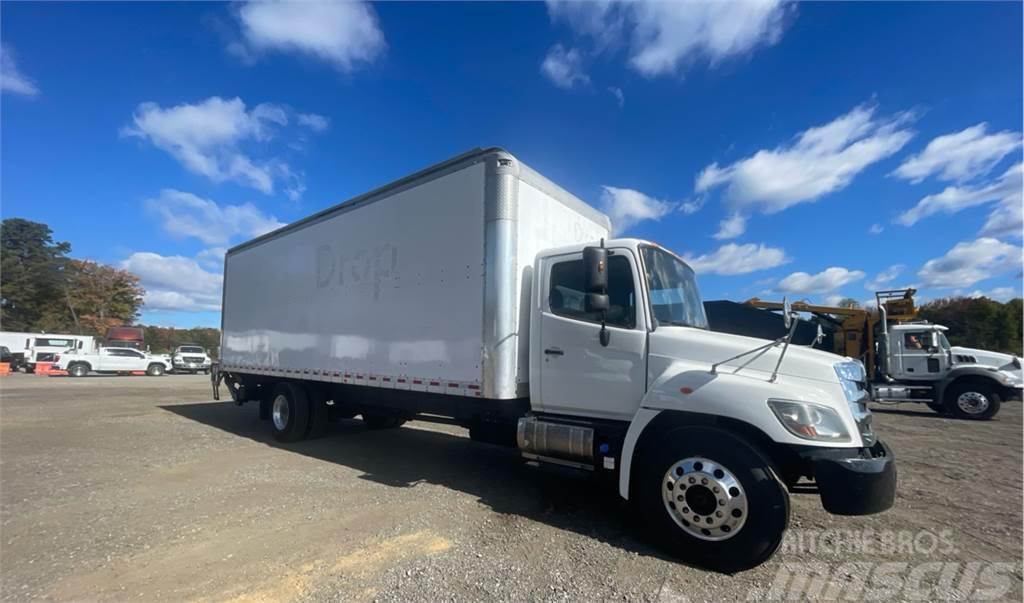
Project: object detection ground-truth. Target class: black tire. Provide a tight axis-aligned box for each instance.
[305,385,331,439]
[945,380,1001,420]
[926,401,947,414]
[68,363,90,378]
[362,411,406,430]
[632,425,789,572]
[146,363,166,377]
[270,382,310,442]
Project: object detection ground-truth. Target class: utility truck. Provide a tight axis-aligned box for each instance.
[212,148,895,571]
[742,290,1023,420]
[19,333,96,372]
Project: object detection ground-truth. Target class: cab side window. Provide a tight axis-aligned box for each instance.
[548,256,636,329]
[903,332,927,351]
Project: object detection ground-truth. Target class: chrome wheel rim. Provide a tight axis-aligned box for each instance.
[272,394,290,431]
[662,457,747,541]
[956,391,989,414]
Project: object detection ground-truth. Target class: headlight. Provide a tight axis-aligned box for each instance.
[768,399,851,442]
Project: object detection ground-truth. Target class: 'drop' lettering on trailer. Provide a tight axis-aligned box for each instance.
[316,243,399,300]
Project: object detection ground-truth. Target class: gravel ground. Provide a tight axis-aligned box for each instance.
[1,374,1021,602]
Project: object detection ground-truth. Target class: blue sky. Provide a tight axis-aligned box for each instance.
[2,1,1022,328]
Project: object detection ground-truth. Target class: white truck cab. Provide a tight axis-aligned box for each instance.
[880,322,1022,418]
[214,148,895,571]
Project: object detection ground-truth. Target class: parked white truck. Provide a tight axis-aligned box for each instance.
[54,347,172,377]
[213,148,896,570]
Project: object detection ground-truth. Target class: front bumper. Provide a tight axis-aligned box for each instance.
[797,439,897,516]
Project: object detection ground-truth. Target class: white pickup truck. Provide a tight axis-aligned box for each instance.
[54,347,173,377]
[170,345,213,374]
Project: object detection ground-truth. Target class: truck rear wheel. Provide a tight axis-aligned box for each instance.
[632,426,789,572]
[945,381,1001,420]
[270,382,310,442]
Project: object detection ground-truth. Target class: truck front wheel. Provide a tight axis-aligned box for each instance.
[633,426,789,572]
[68,363,90,378]
[270,382,310,442]
[146,363,166,377]
[945,380,1001,420]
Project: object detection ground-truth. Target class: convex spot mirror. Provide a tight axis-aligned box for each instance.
[583,246,608,293]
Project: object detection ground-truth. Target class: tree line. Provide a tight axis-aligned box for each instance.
[919,296,1023,355]
[1,218,220,354]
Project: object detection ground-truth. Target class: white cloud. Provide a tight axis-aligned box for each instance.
[680,197,705,215]
[234,0,386,71]
[0,45,39,97]
[967,287,1019,302]
[865,264,905,291]
[146,189,285,246]
[547,0,790,77]
[696,104,913,215]
[541,44,590,89]
[297,112,330,132]
[197,247,228,270]
[892,123,1021,184]
[896,163,1022,227]
[600,185,676,234]
[123,97,292,194]
[608,86,625,107]
[918,237,1022,289]
[868,223,884,235]
[713,213,746,240]
[681,243,789,276]
[777,267,865,295]
[121,252,223,312]
[980,197,1023,239]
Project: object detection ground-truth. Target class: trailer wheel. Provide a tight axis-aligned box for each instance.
[362,411,406,430]
[305,386,331,439]
[270,382,310,442]
[945,380,1001,420]
[68,362,90,378]
[146,363,166,377]
[632,426,789,572]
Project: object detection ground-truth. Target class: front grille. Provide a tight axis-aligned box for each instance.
[183,356,205,363]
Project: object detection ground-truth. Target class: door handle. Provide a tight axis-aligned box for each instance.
[544,348,564,356]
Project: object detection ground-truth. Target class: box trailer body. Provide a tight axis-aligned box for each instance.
[216,148,896,571]
[221,149,609,401]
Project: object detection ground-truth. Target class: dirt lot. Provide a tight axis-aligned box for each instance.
[1,374,1021,602]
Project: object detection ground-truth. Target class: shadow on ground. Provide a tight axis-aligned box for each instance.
[160,401,677,565]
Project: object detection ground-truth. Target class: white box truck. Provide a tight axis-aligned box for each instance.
[214,148,896,570]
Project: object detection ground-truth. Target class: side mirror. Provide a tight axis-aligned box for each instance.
[583,246,608,293]
[585,292,609,313]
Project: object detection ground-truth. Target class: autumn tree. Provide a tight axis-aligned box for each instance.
[62,260,144,335]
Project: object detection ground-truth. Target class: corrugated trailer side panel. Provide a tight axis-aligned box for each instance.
[221,161,488,393]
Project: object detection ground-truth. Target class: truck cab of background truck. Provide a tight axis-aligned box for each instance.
[525,238,895,569]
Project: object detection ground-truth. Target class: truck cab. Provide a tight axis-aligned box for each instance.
[523,239,894,567]
[882,322,1022,418]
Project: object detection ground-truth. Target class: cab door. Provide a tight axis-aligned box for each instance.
[895,329,942,380]
[536,250,647,420]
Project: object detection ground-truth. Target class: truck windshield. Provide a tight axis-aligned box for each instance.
[641,246,708,329]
